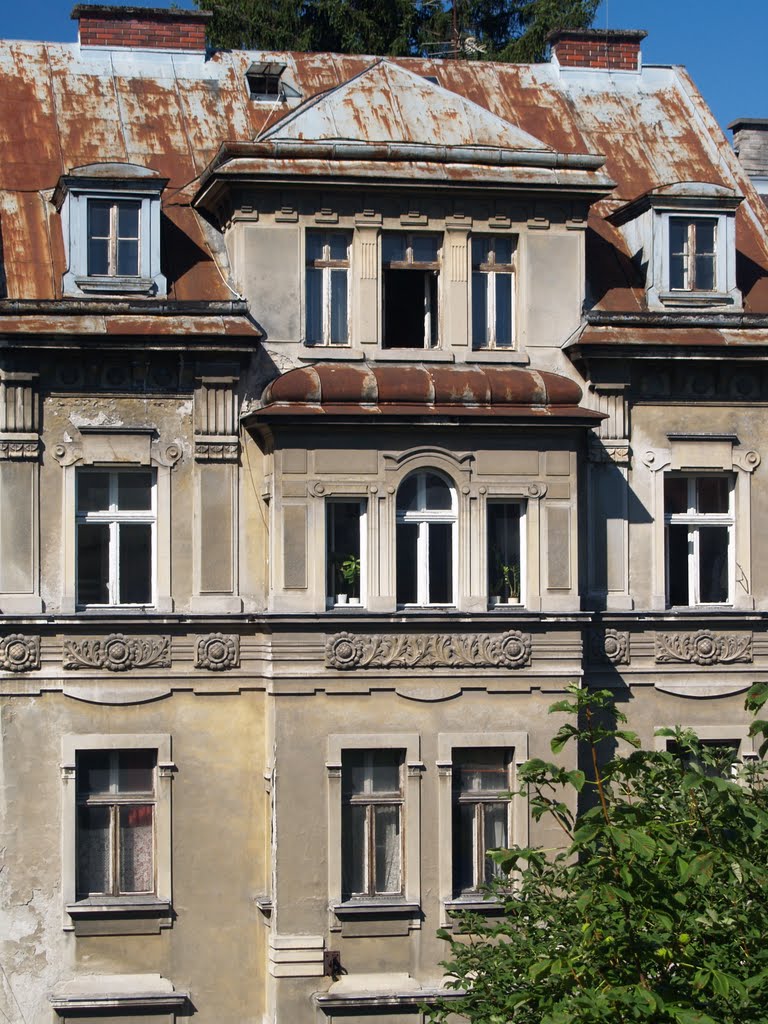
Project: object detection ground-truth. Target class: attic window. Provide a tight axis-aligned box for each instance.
[247,61,287,99]
[422,75,439,85]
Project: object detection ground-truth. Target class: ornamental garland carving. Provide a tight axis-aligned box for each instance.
[325,630,532,671]
[195,633,240,671]
[654,630,752,666]
[63,634,171,672]
[590,629,629,665]
[0,634,40,672]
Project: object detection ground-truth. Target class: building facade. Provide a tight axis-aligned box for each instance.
[1,7,768,1023]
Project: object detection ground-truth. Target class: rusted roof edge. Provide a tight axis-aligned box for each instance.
[246,404,605,424]
[0,299,252,317]
[584,310,768,329]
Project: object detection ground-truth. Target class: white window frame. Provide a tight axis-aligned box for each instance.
[437,732,528,920]
[327,733,422,914]
[654,207,739,308]
[396,470,457,607]
[305,229,352,347]
[471,235,517,350]
[487,499,526,607]
[76,468,157,609]
[664,473,734,608]
[668,216,717,293]
[326,497,367,608]
[382,232,441,349]
[61,733,173,930]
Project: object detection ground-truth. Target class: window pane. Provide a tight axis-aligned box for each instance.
[77,472,110,513]
[343,751,400,795]
[396,522,418,603]
[373,805,401,893]
[118,523,152,604]
[455,749,507,793]
[453,802,475,893]
[330,269,348,344]
[483,803,508,883]
[77,805,111,896]
[695,220,715,254]
[88,238,110,276]
[77,523,110,605]
[77,751,112,795]
[667,524,689,606]
[327,501,362,600]
[382,234,406,264]
[699,526,729,603]
[472,270,488,348]
[88,200,111,238]
[328,233,349,261]
[341,803,366,896]
[494,236,514,264]
[411,234,439,263]
[495,272,513,346]
[306,231,324,263]
[369,751,401,793]
[119,805,154,893]
[117,750,155,793]
[670,219,686,254]
[305,266,323,343]
[664,477,688,515]
[488,503,521,600]
[117,471,152,511]
[428,522,452,603]
[117,201,140,239]
[116,239,139,276]
[669,254,685,290]
[396,475,419,513]
[471,236,491,267]
[695,254,714,291]
[424,473,452,510]
[697,477,729,514]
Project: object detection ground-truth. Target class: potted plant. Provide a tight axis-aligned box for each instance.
[491,558,520,606]
[335,554,361,605]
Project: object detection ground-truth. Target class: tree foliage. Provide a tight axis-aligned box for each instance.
[193,0,599,62]
[429,685,768,1024]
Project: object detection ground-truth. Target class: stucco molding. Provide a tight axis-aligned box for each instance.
[194,436,240,462]
[0,633,40,672]
[588,436,631,466]
[589,628,629,665]
[195,632,240,670]
[325,630,532,670]
[654,630,752,665]
[51,438,182,468]
[0,436,41,461]
[63,633,172,671]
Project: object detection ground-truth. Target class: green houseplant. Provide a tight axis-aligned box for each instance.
[334,554,360,604]
[492,556,520,604]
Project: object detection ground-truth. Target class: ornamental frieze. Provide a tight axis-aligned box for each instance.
[0,634,40,672]
[654,630,752,666]
[325,630,532,671]
[0,439,41,461]
[590,629,629,666]
[195,633,240,671]
[63,634,171,672]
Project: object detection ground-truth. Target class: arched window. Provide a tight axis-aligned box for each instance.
[396,471,456,605]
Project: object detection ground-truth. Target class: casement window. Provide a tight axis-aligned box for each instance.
[396,470,456,606]
[326,499,366,607]
[382,233,440,348]
[305,230,351,346]
[452,749,513,895]
[487,501,524,606]
[664,475,733,606]
[76,469,156,608]
[472,235,516,349]
[87,199,140,278]
[341,750,403,899]
[669,217,717,292]
[76,750,156,899]
[666,738,743,779]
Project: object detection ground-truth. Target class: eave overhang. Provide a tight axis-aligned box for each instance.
[567,317,768,362]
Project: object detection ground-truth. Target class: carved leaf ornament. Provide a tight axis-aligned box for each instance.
[325,630,532,670]
[654,630,752,666]
[63,634,171,671]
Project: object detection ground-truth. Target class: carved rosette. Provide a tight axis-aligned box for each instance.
[0,634,40,672]
[195,633,240,671]
[325,630,532,671]
[590,629,629,666]
[655,630,752,666]
[63,634,171,672]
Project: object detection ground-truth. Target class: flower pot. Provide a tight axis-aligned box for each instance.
[335,593,348,606]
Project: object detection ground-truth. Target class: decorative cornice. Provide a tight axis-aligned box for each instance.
[325,630,532,670]
[590,628,629,665]
[588,437,631,466]
[654,630,752,665]
[0,634,40,672]
[0,437,41,461]
[63,634,171,672]
[194,437,240,462]
[195,632,240,670]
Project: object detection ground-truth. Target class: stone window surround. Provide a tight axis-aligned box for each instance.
[53,428,180,614]
[655,207,739,308]
[436,731,529,922]
[61,733,174,931]
[327,732,422,918]
[642,436,759,611]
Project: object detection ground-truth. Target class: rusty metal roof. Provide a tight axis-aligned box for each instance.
[0,40,767,311]
[257,362,603,421]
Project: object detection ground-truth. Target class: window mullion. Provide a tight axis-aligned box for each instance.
[689,526,699,605]
[109,520,119,606]
[365,803,374,895]
[419,522,429,605]
[487,271,496,347]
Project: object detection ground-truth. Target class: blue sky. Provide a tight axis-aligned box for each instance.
[1,0,765,133]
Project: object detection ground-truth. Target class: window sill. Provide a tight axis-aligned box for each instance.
[443,897,505,914]
[67,896,172,935]
[300,347,366,361]
[74,275,156,295]
[377,349,454,362]
[468,349,529,365]
[657,290,735,308]
[332,899,420,917]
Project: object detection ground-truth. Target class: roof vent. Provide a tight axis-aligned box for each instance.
[246,61,288,100]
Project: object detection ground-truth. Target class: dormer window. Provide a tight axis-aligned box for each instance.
[55,162,167,298]
[669,217,716,292]
[246,61,287,99]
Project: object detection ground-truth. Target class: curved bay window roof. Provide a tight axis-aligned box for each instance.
[255,363,602,421]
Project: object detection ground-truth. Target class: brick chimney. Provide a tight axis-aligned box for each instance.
[547,28,647,71]
[729,119,768,202]
[72,4,212,51]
